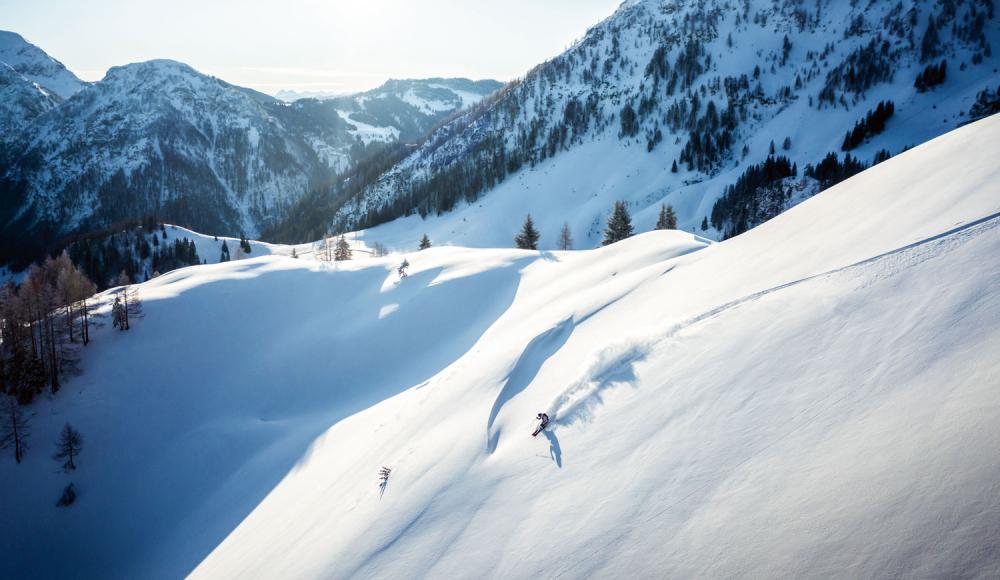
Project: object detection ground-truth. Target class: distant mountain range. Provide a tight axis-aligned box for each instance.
[3,0,999,269]
[0,30,500,268]
[273,89,347,102]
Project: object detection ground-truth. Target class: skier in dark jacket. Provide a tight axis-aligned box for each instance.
[532,413,550,436]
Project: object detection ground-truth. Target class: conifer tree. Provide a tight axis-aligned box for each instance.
[558,222,573,250]
[515,214,540,250]
[655,204,678,230]
[238,232,252,254]
[219,240,230,263]
[418,234,431,250]
[603,201,634,245]
[53,422,82,471]
[334,235,352,261]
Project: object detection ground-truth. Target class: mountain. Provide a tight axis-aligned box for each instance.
[1,114,997,578]
[0,31,86,149]
[0,46,501,269]
[0,59,338,269]
[0,62,61,146]
[283,77,504,173]
[330,78,506,140]
[0,30,87,100]
[282,0,998,250]
[274,89,345,101]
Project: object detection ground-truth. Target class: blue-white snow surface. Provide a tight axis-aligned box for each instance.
[1,116,999,579]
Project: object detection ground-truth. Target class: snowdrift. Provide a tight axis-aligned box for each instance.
[2,115,999,579]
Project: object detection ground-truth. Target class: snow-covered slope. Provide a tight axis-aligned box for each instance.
[1,116,998,578]
[0,30,87,100]
[0,62,60,146]
[315,0,999,250]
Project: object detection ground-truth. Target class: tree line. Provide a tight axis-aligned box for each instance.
[513,201,678,251]
[0,253,96,404]
[842,100,895,151]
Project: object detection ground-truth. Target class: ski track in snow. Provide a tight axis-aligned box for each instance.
[545,209,1000,436]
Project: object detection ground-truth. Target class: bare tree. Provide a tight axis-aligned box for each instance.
[110,273,141,331]
[314,234,334,262]
[558,222,574,250]
[126,285,143,322]
[1,396,30,463]
[53,422,83,471]
[114,272,131,331]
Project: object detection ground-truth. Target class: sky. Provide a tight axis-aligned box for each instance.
[0,0,623,95]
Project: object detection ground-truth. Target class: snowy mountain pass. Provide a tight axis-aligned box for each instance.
[1,116,998,579]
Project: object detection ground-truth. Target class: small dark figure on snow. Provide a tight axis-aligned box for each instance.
[532,413,550,437]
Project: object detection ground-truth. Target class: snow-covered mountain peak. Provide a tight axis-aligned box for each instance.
[0,30,86,99]
[103,58,203,82]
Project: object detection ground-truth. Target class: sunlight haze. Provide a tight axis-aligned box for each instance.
[1,0,623,94]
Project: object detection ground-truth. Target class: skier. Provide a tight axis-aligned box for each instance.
[532,412,550,437]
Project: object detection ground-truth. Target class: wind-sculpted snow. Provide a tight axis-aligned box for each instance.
[1,116,999,578]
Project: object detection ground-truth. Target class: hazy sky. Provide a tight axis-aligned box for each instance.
[1,0,622,94]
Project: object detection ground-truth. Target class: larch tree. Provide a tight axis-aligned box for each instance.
[1,396,30,463]
[53,422,83,471]
[558,222,573,250]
